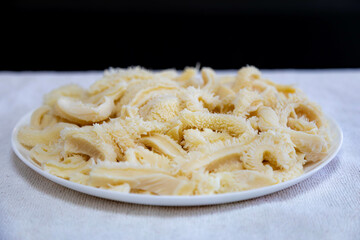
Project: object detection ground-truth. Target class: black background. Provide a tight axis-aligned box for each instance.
[3,0,360,70]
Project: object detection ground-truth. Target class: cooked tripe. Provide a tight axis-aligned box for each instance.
[18,66,331,195]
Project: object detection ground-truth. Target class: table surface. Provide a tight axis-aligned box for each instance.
[0,70,359,240]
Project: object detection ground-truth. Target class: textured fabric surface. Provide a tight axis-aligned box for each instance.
[0,70,359,240]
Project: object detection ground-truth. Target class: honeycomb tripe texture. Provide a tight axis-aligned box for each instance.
[17,66,332,196]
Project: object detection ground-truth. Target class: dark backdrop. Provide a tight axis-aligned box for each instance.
[3,0,360,70]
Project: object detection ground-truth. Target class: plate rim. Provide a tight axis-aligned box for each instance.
[11,111,343,206]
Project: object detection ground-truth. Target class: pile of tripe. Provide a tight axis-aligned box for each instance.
[18,66,331,195]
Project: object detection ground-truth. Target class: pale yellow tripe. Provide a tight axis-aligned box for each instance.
[18,66,331,195]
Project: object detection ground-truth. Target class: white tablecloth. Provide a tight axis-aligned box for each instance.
[0,70,359,240]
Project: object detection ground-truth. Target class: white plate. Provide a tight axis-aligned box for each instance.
[12,111,343,206]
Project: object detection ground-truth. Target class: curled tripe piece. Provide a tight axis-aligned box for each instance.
[18,66,332,195]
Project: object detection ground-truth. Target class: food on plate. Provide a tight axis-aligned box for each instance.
[17,66,331,195]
